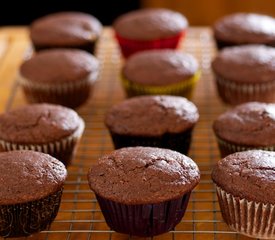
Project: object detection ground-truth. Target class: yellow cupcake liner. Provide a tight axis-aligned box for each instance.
[0,118,85,165]
[216,136,275,157]
[121,71,200,98]
[216,186,275,239]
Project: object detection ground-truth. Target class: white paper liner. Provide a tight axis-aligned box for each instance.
[215,75,275,104]
[216,136,275,157]
[216,186,275,239]
[18,71,98,93]
[0,118,84,165]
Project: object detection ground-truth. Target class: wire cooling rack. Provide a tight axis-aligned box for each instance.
[3,27,257,240]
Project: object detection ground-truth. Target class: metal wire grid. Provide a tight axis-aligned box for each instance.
[5,28,255,240]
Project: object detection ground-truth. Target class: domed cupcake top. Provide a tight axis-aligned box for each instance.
[114,8,188,40]
[212,150,275,204]
[105,95,199,136]
[0,150,67,204]
[20,49,99,84]
[212,45,275,83]
[0,103,83,144]
[213,102,275,146]
[88,147,200,204]
[213,13,275,44]
[30,11,102,46]
[123,50,199,86]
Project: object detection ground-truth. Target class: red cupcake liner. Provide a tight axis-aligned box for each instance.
[115,31,186,58]
[0,188,63,238]
[96,192,190,237]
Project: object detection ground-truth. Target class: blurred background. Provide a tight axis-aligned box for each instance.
[0,0,274,26]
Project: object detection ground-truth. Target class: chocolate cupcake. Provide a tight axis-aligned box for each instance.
[213,13,275,49]
[212,45,275,105]
[105,95,199,154]
[0,150,67,238]
[0,103,84,165]
[121,49,200,98]
[88,147,200,237]
[30,11,102,53]
[213,102,275,157]
[19,49,99,108]
[113,8,188,58]
[212,150,275,239]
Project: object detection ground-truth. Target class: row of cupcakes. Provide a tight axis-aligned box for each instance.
[0,9,274,239]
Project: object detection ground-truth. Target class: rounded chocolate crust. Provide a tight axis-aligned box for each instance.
[0,150,67,205]
[212,150,275,204]
[105,95,199,136]
[20,49,99,84]
[88,147,200,204]
[30,12,102,47]
[113,8,188,40]
[123,50,199,86]
[212,45,275,83]
[213,13,275,44]
[0,103,83,144]
[213,102,275,146]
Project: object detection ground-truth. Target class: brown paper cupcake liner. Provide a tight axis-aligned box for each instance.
[215,75,275,105]
[216,186,275,239]
[96,192,190,237]
[0,118,84,165]
[18,72,98,108]
[33,40,97,54]
[109,128,193,155]
[0,188,63,238]
[215,136,275,158]
[121,71,200,99]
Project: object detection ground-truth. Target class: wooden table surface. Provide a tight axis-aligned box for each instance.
[0,27,256,240]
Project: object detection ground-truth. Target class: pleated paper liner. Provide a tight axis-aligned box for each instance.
[121,71,200,99]
[109,128,193,155]
[115,31,186,58]
[216,136,275,158]
[0,119,84,166]
[0,188,63,238]
[215,75,275,105]
[215,186,275,239]
[18,72,98,109]
[96,192,191,237]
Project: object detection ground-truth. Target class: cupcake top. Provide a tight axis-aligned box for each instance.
[30,11,102,46]
[213,13,275,44]
[123,50,199,86]
[0,150,67,205]
[88,147,200,204]
[113,8,188,40]
[212,45,275,83]
[212,150,275,204]
[105,95,199,136]
[213,102,275,146]
[20,49,99,84]
[0,103,83,144]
